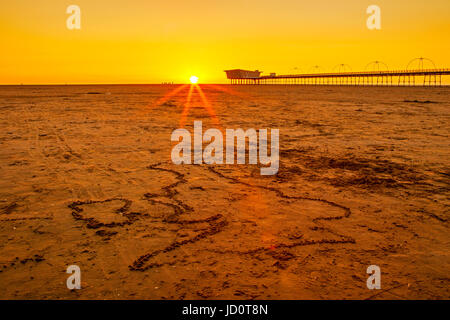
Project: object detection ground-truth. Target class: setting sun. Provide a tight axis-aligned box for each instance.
[190,76,199,84]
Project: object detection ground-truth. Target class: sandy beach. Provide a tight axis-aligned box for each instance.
[0,84,448,299]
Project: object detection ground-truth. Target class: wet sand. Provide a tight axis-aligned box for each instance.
[0,84,449,299]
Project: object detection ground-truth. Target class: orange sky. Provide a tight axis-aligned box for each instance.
[1,0,449,84]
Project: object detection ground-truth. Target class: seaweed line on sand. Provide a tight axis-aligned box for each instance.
[129,163,228,271]
[203,166,355,256]
[129,163,355,271]
[68,197,143,229]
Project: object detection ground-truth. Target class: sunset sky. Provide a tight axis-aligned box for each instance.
[1,0,449,84]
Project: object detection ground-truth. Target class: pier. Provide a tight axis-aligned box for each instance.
[225,59,450,86]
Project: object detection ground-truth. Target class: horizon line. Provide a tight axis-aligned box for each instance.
[1,83,449,87]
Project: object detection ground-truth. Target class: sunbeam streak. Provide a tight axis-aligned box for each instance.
[154,84,189,107]
[136,84,189,118]
[143,81,247,129]
[179,84,195,127]
[195,84,219,125]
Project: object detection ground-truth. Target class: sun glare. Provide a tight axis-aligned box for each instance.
[190,76,199,84]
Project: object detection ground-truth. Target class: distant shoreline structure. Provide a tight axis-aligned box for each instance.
[225,68,450,86]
